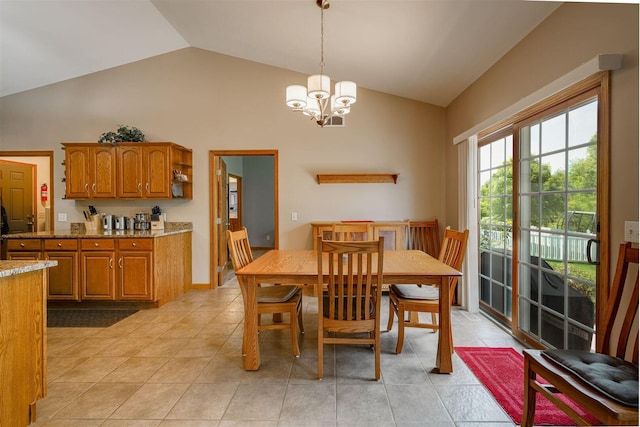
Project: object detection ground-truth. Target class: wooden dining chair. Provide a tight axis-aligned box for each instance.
[331,223,371,242]
[521,241,639,427]
[226,227,304,357]
[408,220,441,257]
[317,236,384,380]
[386,227,469,354]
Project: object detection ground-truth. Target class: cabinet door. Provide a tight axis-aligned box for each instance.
[118,251,153,300]
[81,251,116,300]
[373,224,407,250]
[65,146,90,199]
[46,251,79,300]
[142,146,171,198]
[89,146,116,198]
[117,146,143,198]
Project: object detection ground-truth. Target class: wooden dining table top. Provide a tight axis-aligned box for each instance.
[235,249,462,282]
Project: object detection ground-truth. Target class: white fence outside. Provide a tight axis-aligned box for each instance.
[481,228,592,263]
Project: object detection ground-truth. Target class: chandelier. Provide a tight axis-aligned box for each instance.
[285,0,357,127]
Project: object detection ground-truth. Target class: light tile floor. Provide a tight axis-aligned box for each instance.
[34,275,527,426]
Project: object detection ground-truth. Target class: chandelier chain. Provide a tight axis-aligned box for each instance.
[320,4,325,75]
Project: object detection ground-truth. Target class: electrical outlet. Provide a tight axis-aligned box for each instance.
[266,235,270,241]
[58,213,67,222]
[624,221,639,243]
[291,212,298,221]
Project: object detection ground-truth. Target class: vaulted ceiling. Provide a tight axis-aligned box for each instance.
[0,0,561,106]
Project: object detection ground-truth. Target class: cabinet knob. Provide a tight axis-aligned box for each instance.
[20,243,25,247]
[94,242,99,247]
[132,242,136,247]
[57,242,62,247]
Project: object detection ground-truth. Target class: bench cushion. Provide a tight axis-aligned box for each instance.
[543,349,639,407]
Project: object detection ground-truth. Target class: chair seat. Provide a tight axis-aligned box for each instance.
[257,285,299,303]
[543,349,639,407]
[390,284,439,300]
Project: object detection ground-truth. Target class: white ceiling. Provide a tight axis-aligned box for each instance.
[0,0,562,106]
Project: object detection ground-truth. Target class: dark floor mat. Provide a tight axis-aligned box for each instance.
[47,309,139,328]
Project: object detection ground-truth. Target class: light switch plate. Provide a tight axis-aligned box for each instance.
[291,212,298,221]
[624,221,639,243]
[58,213,67,222]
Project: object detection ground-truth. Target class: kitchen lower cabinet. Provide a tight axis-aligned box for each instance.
[81,239,116,300]
[44,239,79,301]
[117,238,153,301]
[4,230,192,306]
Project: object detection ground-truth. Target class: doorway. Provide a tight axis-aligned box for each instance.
[228,174,242,232]
[0,151,54,234]
[209,150,278,288]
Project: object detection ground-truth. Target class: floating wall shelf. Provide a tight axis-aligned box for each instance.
[316,173,399,184]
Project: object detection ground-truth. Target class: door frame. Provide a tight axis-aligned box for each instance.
[0,151,55,231]
[209,150,279,288]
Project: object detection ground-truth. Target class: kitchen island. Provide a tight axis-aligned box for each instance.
[0,260,56,425]
[3,223,192,306]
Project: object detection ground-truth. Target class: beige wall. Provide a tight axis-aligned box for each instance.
[445,3,639,261]
[0,47,446,285]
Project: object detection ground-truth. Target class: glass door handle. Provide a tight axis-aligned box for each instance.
[586,238,600,265]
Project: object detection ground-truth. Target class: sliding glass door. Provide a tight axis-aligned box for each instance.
[516,95,599,350]
[477,73,609,351]
[478,131,514,323]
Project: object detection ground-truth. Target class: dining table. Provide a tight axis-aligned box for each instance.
[234,249,462,373]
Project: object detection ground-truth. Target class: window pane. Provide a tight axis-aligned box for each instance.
[541,113,566,154]
[569,100,597,147]
[541,194,565,230]
[568,146,596,190]
[491,138,505,168]
[479,144,491,171]
[505,135,513,164]
[541,153,566,192]
[479,171,491,196]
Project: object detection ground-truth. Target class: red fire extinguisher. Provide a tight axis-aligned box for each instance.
[41,183,48,202]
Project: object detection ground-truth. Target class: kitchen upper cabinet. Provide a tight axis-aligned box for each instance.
[142,145,170,198]
[63,145,116,199]
[64,142,192,200]
[117,145,143,198]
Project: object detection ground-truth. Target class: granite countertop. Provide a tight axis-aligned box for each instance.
[0,260,58,278]
[3,222,193,239]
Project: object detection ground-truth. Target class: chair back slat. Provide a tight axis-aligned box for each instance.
[409,220,440,257]
[599,242,639,363]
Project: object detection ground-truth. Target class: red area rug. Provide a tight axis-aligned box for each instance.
[456,346,600,426]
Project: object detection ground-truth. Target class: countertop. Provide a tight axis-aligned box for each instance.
[3,222,193,239]
[0,260,58,278]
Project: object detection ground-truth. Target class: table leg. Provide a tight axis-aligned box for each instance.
[435,275,453,373]
[242,275,261,370]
